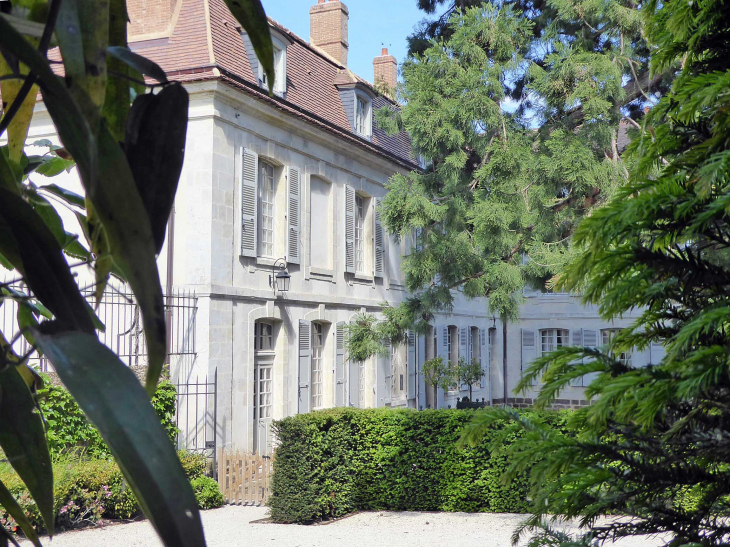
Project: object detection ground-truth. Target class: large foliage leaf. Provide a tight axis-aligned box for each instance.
[92,124,167,395]
[102,0,134,142]
[0,479,40,547]
[222,0,274,92]
[0,364,53,535]
[125,83,188,255]
[0,188,94,333]
[107,46,168,84]
[33,327,206,547]
[0,15,98,186]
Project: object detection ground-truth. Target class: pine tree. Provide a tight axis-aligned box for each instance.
[460,0,730,542]
[359,0,670,350]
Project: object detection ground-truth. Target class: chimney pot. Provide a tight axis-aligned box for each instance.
[310,0,349,66]
[381,47,388,55]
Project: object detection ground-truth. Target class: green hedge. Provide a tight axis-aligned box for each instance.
[0,451,222,534]
[38,377,179,458]
[269,407,571,523]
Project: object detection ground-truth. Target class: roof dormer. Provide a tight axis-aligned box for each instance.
[242,26,290,98]
[334,74,376,140]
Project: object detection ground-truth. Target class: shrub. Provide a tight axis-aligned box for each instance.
[190,477,224,509]
[178,451,208,480]
[269,407,571,523]
[38,378,180,458]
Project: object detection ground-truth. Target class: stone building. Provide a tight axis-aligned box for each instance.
[7,0,660,455]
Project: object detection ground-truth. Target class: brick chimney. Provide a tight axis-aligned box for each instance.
[127,0,180,38]
[310,0,349,66]
[373,47,397,92]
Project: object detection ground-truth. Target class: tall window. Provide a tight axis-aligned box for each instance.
[259,42,286,95]
[311,323,324,409]
[355,96,371,137]
[358,360,366,407]
[310,177,331,268]
[259,160,275,257]
[391,344,406,399]
[254,321,274,351]
[447,326,458,390]
[355,195,365,272]
[254,364,272,420]
[540,329,569,354]
[471,327,480,363]
[602,329,632,366]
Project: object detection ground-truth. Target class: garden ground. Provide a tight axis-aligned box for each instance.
[19,506,666,546]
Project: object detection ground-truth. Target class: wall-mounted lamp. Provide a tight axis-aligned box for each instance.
[491,315,497,329]
[269,258,291,293]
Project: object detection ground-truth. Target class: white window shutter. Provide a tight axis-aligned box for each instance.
[298,320,312,414]
[344,185,356,273]
[459,326,468,391]
[377,343,392,406]
[570,329,584,387]
[407,332,416,399]
[240,148,258,257]
[286,166,301,264]
[521,329,537,385]
[335,322,346,407]
[582,329,599,384]
[373,197,384,277]
[480,328,487,388]
[649,339,666,366]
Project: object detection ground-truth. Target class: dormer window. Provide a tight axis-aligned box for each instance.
[355,93,372,138]
[259,38,286,96]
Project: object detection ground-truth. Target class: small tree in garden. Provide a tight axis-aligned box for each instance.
[0,1,272,545]
[457,357,484,401]
[422,356,453,407]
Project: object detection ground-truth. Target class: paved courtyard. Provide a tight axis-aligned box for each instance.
[19,506,667,546]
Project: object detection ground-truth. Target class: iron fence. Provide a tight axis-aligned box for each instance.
[176,369,217,467]
[0,279,197,372]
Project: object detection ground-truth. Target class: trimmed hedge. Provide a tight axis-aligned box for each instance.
[0,451,222,534]
[269,407,571,523]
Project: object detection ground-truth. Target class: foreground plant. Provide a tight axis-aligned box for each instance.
[0,1,272,545]
[461,0,730,543]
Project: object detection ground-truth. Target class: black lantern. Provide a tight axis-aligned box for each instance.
[270,259,291,293]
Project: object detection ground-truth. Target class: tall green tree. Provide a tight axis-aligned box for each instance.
[460,0,730,542]
[353,0,670,357]
[0,1,271,545]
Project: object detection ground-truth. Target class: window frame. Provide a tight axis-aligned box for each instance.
[258,159,276,258]
[259,36,287,96]
[355,194,366,273]
[311,323,325,410]
[601,328,632,366]
[354,92,372,139]
[254,321,275,353]
[540,328,569,355]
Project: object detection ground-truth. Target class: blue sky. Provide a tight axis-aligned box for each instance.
[261,0,425,83]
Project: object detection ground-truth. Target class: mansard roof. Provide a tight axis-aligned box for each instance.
[127,0,417,170]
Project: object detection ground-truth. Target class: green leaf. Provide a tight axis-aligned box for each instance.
[0,478,41,547]
[107,46,169,83]
[0,146,22,194]
[0,14,98,186]
[1,286,52,319]
[0,365,54,535]
[33,327,206,547]
[125,83,188,254]
[102,0,133,142]
[0,187,94,333]
[91,123,167,395]
[222,0,274,93]
[38,183,85,208]
[34,155,76,177]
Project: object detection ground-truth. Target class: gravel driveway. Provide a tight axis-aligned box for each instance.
[19,506,667,547]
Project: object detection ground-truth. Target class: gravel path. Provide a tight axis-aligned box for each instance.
[19,506,667,546]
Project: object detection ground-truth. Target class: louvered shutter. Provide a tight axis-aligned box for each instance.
[240,148,258,257]
[436,326,448,407]
[377,342,391,406]
[459,326,468,391]
[335,322,346,407]
[349,359,360,407]
[286,166,301,264]
[582,329,599,384]
[570,329,584,387]
[407,332,416,399]
[649,339,666,366]
[480,328,487,389]
[298,320,312,414]
[373,197,384,277]
[344,185,356,273]
[521,329,537,385]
